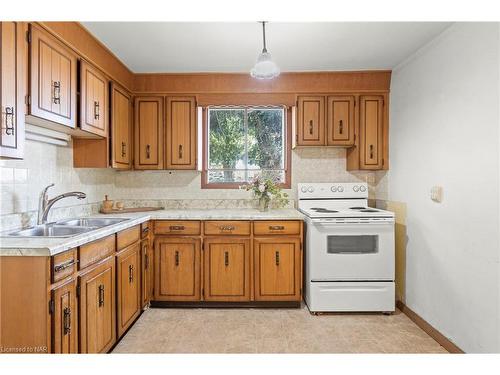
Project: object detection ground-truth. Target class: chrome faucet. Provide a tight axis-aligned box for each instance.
[37,184,87,225]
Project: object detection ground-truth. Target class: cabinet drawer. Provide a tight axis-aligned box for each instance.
[141,221,150,238]
[117,225,140,250]
[154,220,201,235]
[79,235,116,270]
[52,248,77,283]
[204,221,251,236]
[253,221,302,236]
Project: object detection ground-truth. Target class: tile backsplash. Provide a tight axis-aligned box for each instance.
[0,140,387,231]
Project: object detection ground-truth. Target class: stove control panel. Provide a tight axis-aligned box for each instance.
[298,182,369,199]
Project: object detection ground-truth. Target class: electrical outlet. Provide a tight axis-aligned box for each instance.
[431,186,443,203]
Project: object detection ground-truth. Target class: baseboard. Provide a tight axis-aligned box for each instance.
[396,301,464,353]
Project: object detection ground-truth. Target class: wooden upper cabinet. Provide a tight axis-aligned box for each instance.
[110,82,132,169]
[79,60,108,137]
[203,237,250,302]
[359,95,384,169]
[1,22,26,159]
[79,257,116,353]
[116,243,141,337]
[134,96,164,170]
[51,279,78,353]
[327,95,355,146]
[155,237,201,301]
[165,96,196,169]
[254,238,302,301]
[296,96,325,146]
[28,24,77,128]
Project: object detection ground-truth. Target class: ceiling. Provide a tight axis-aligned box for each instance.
[82,22,451,73]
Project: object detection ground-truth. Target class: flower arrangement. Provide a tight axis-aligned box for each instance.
[241,176,289,211]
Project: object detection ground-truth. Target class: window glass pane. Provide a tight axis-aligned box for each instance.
[247,108,284,170]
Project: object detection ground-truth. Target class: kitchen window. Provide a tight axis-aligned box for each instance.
[202,106,290,188]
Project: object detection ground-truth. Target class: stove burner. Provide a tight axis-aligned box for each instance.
[349,207,366,210]
[360,209,378,212]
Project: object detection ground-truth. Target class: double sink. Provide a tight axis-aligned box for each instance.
[6,218,128,238]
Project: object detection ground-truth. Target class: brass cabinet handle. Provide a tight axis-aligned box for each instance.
[53,81,61,104]
[178,144,183,159]
[309,120,313,135]
[169,225,185,231]
[224,251,229,267]
[98,284,104,307]
[269,225,285,231]
[219,225,235,231]
[146,144,151,159]
[63,307,71,335]
[369,144,374,159]
[129,265,134,283]
[339,119,343,134]
[275,251,280,266]
[94,101,100,120]
[3,107,15,136]
[54,259,77,273]
[121,142,126,157]
[174,251,179,266]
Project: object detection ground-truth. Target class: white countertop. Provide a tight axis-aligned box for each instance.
[0,208,304,256]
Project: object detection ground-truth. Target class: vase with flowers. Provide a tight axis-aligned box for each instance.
[242,176,289,212]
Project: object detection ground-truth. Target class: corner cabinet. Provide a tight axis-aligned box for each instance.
[1,21,26,159]
[27,24,77,129]
[165,96,197,170]
[134,96,164,170]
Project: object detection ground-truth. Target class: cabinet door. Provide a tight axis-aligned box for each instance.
[80,60,108,137]
[110,82,132,169]
[203,237,250,302]
[155,237,201,301]
[0,22,26,159]
[165,96,196,169]
[51,279,78,353]
[134,96,164,170]
[359,95,384,169]
[254,238,302,301]
[296,96,325,146]
[29,24,77,128]
[117,242,141,337]
[327,95,355,146]
[79,257,116,353]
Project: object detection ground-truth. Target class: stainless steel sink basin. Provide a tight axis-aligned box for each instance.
[7,224,96,238]
[56,218,127,227]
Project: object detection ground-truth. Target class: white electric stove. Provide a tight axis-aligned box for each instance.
[299,182,395,313]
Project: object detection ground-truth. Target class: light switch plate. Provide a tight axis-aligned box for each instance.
[431,186,443,202]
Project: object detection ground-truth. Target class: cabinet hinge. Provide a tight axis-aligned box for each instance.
[25,95,31,106]
[49,300,55,315]
[202,288,204,298]
[382,158,385,166]
[26,30,31,43]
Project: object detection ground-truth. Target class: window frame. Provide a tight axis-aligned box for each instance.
[201,105,292,189]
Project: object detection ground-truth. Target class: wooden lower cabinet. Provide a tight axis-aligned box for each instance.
[51,279,78,353]
[155,237,201,301]
[116,243,141,337]
[79,257,116,353]
[254,238,302,301]
[203,237,250,302]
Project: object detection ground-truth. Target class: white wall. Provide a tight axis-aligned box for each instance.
[388,23,500,353]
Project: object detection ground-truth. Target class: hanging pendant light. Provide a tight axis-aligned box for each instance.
[250,21,280,80]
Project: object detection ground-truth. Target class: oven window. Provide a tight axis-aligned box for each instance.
[326,235,378,254]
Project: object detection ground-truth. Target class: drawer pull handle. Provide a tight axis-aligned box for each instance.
[309,120,313,135]
[121,142,126,157]
[175,251,179,266]
[98,284,104,307]
[63,307,71,335]
[129,265,134,283]
[339,119,343,134]
[219,225,235,231]
[142,227,149,235]
[3,106,15,136]
[275,251,280,266]
[269,225,285,231]
[146,144,151,159]
[224,251,229,267]
[179,144,183,159]
[54,259,77,273]
[94,101,100,120]
[169,225,185,231]
[369,144,374,159]
[144,248,149,270]
[53,81,61,104]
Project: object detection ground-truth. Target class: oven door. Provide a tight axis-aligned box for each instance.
[307,219,395,281]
